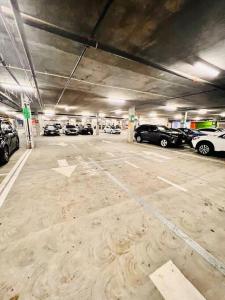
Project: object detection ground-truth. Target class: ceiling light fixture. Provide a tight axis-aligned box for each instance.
[114,109,122,115]
[81,111,90,116]
[174,114,182,120]
[198,109,207,115]
[220,112,225,117]
[165,104,177,111]
[108,98,126,106]
[99,113,105,118]
[193,62,220,78]
[149,111,158,118]
[43,109,55,116]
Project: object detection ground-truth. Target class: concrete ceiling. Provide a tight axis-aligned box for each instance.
[0,0,225,117]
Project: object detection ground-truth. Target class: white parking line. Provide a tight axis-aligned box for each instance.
[157,176,188,192]
[106,152,115,157]
[142,150,171,160]
[57,159,69,167]
[89,158,225,276]
[102,140,112,144]
[0,150,32,208]
[124,160,139,169]
[139,153,163,163]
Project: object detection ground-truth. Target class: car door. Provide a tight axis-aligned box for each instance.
[148,125,160,143]
[138,125,150,140]
[2,124,14,153]
[216,134,225,151]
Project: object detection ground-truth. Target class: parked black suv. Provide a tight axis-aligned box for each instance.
[43,125,60,136]
[0,120,19,164]
[79,124,93,135]
[134,124,186,147]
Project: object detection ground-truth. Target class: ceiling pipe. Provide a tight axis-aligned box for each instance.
[9,0,43,110]
[2,6,225,93]
[55,0,114,106]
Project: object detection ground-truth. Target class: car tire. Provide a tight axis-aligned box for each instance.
[15,138,20,150]
[197,142,214,156]
[0,146,9,164]
[136,135,142,143]
[160,138,168,148]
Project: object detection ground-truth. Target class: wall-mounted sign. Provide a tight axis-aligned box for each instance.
[22,106,31,119]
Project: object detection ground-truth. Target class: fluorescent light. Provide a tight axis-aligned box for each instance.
[174,114,182,119]
[44,109,55,116]
[193,62,220,78]
[165,104,177,111]
[114,109,122,115]
[194,117,200,121]
[122,114,128,118]
[81,111,90,116]
[198,109,207,115]
[220,112,225,117]
[149,111,157,118]
[0,106,9,113]
[99,113,105,118]
[108,98,126,106]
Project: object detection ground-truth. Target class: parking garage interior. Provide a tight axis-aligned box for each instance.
[0,1,225,299]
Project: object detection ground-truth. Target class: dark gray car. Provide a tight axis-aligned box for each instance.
[0,121,19,164]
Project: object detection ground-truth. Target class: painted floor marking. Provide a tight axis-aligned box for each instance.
[57,159,69,167]
[102,140,112,144]
[124,160,139,169]
[0,150,32,208]
[142,150,171,160]
[106,152,115,157]
[157,176,188,192]
[89,158,225,276]
[150,260,206,300]
[140,153,163,163]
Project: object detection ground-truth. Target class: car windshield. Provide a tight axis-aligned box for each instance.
[157,126,169,131]
[66,125,75,128]
[46,125,56,130]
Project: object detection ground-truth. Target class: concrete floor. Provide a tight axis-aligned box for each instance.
[0,133,225,300]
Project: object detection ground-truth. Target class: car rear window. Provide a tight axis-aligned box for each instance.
[66,125,75,128]
[47,125,56,130]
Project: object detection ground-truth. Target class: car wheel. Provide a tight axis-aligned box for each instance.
[136,135,142,143]
[0,146,9,164]
[160,138,168,148]
[197,142,213,156]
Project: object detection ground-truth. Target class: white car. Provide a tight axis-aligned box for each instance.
[104,126,121,134]
[192,132,225,155]
[197,128,225,135]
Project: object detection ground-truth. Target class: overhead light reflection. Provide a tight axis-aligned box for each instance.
[193,62,220,78]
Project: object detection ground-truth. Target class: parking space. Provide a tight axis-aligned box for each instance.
[0,133,225,299]
[1,1,225,298]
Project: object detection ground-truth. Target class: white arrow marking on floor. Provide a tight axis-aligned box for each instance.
[49,142,68,147]
[52,159,76,178]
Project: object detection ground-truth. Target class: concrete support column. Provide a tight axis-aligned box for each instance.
[96,113,100,136]
[38,113,44,136]
[181,111,188,128]
[21,94,34,149]
[127,106,135,143]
